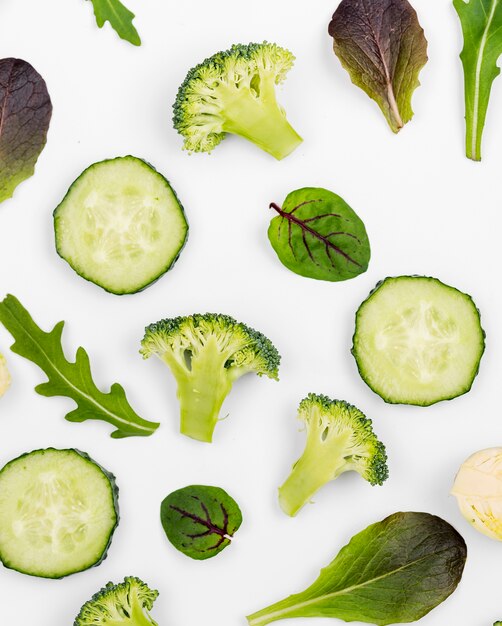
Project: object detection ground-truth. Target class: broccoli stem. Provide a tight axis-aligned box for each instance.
[170,340,232,443]
[130,603,158,626]
[221,81,302,160]
[128,607,158,626]
[278,439,348,517]
[178,380,230,443]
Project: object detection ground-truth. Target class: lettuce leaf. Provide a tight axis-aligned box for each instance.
[160,485,242,560]
[454,0,502,160]
[268,188,370,282]
[87,0,141,46]
[328,0,428,132]
[0,59,52,203]
[0,295,159,438]
[247,512,466,626]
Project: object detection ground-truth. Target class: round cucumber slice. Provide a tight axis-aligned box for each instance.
[0,448,118,578]
[54,156,189,295]
[352,276,485,406]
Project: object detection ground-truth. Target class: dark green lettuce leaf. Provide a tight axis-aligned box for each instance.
[454,0,502,161]
[0,294,159,438]
[88,0,141,46]
[328,0,428,132]
[160,485,242,560]
[268,188,370,282]
[248,512,467,626]
[0,59,52,203]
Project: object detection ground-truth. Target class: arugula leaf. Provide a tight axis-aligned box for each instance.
[328,0,428,132]
[87,0,141,46]
[454,0,502,160]
[0,295,159,438]
[160,485,242,560]
[268,188,370,282]
[0,59,52,204]
[247,512,467,626]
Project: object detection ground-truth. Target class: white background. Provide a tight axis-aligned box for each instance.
[0,0,501,624]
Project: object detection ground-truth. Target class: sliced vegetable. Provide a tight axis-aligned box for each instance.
[452,448,502,540]
[328,0,428,132]
[54,156,188,295]
[268,188,370,282]
[0,448,118,578]
[352,276,485,406]
[247,512,467,626]
[74,577,159,625]
[0,352,10,398]
[0,294,159,438]
[0,58,52,203]
[454,0,502,160]
[87,0,141,46]
[160,485,242,560]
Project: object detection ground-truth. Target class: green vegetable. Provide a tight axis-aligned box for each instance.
[278,394,388,517]
[0,58,52,203]
[0,294,159,438]
[494,622,502,625]
[454,0,502,160]
[0,448,118,578]
[0,352,10,398]
[268,188,370,282]
[54,156,189,295]
[328,0,428,132]
[160,485,242,560]
[173,42,302,160]
[141,313,280,442]
[74,577,159,625]
[352,276,485,406]
[247,512,467,626]
[87,0,141,46]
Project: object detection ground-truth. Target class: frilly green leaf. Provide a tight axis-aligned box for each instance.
[0,295,158,438]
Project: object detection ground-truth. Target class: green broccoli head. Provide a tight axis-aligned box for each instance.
[172,42,302,160]
[141,313,280,443]
[279,393,389,517]
[74,577,159,626]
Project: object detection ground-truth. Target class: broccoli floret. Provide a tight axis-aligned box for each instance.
[278,393,388,517]
[173,42,303,160]
[74,577,159,626]
[141,313,280,443]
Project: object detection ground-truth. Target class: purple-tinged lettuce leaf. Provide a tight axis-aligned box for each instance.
[0,59,52,203]
[328,0,428,133]
[248,512,466,626]
[454,0,502,161]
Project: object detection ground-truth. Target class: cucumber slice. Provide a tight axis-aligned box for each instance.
[352,276,485,406]
[54,156,189,295]
[0,448,118,578]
